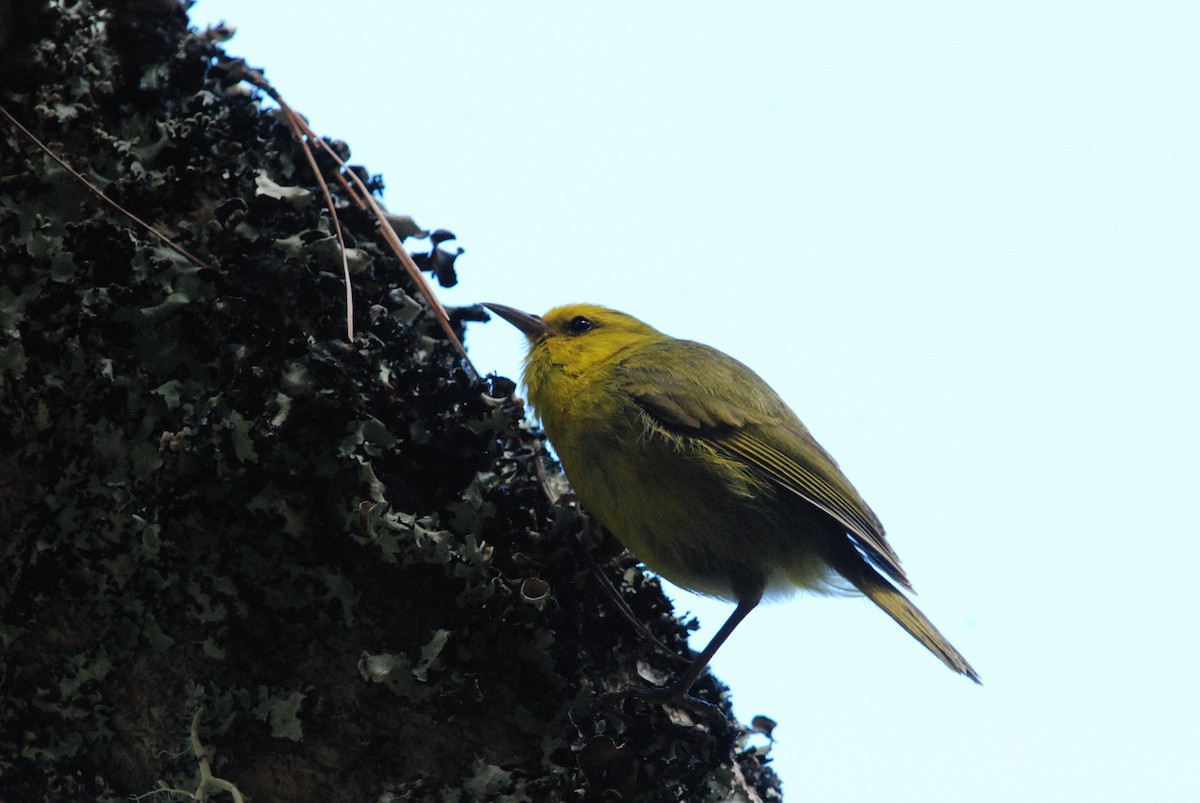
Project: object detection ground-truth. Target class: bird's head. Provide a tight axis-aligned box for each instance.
[484,303,664,375]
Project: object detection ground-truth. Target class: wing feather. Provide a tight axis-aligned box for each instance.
[617,340,912,591]
[715,429,910,590]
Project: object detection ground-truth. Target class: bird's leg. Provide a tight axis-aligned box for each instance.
[605,585,763,705]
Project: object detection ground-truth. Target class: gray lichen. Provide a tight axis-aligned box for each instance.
[0,2,782,801]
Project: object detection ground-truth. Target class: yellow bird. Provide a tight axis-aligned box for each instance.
[484,302,979,700]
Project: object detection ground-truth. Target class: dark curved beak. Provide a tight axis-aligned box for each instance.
[482,303,551,339]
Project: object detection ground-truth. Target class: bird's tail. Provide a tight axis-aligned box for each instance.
[828,549,981,684]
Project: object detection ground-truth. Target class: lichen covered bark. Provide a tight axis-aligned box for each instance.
[0,3,782,800]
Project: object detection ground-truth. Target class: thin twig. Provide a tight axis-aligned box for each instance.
[189,707,246,803]
[232,64,473,369]
[0,103,213,269]
[276,102,355,342]
[583,540,693,667]
[309,133,472,367]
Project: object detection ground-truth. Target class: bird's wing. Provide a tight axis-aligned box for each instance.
[617,341,911,591]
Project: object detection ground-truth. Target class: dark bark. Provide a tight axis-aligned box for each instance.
[0,3,782,800]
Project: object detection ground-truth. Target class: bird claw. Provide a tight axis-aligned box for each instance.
[595,684,730,731]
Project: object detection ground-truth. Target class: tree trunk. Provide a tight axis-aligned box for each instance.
[0,3,781,800]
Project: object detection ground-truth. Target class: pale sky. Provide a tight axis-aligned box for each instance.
[192,3,1200,800]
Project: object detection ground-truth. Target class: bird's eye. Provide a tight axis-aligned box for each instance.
[567,316,595,335]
